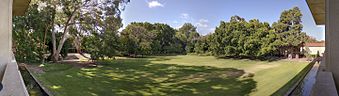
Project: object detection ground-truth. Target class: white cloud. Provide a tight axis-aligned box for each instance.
[175,25,182,29]
[209,28,215,31]
[148,1,164,8]
[196,19,209,28]
[180,13,190,19]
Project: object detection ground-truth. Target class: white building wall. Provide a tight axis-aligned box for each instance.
[0,0,12,79]
[0,1,29,95]
[308,47,325,56]
[326,0,339,89]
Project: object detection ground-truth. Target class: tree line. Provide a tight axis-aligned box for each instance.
[13,0,315,63]
[106,7,312,59]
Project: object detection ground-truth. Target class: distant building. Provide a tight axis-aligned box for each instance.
[301,41,325,56]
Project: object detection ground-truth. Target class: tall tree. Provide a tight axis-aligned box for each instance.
[120,23,155,56]
[13,1,55,62]
[211,16,284,58]
[194,34,213,54]
[152,23,178,54]
[273,7,304,58]
[50,0,130,61]
[176,23,200,53]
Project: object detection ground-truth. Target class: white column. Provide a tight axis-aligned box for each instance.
[0,0,12,79]
[326,0,339,89]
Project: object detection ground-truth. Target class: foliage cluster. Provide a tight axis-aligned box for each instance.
[13,1,316,62]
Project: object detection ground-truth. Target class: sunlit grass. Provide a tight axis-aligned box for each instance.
[32,55,308,96]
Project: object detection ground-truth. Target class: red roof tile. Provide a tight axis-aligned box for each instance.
[305,42,325,47]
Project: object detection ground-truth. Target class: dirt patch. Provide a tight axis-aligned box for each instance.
[20,61,97,74]
[19,63,45,74]
[281,58,309,62]
[64,55,79,60]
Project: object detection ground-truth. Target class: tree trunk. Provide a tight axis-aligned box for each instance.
[48,0,58,62]
[51,31,57,62]
[42,24,49,63]
[52,8,78,62]
[288,54,293,59]
[74,36,82,53]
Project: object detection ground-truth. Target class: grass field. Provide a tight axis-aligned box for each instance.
[31,55,308,96]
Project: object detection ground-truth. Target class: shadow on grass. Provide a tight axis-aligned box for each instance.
[38,57,257,96]
[82,58,258,96]
[122,54,183,58]
[216,56,284,62]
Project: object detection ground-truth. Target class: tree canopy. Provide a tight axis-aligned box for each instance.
[13,5,314,62]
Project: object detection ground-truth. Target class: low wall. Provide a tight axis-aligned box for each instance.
[272,60,316,95]
[0,60,29,96]
[311,61,338,96]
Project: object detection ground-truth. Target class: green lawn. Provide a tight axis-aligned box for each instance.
[31,55,308,96]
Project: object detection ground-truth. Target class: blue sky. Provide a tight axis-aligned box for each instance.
[121,0,325,40]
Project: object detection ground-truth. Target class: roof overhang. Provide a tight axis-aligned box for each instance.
[306,0,325,25]
[13,0,31,16]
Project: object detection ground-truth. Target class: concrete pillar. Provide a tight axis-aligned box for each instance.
[326,0,339,89]
[0,0,13,79]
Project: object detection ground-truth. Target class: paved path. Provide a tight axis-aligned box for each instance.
[63,53,91,62]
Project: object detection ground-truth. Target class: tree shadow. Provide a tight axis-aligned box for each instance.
[74,58,258,96]
[216,56,284,62]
